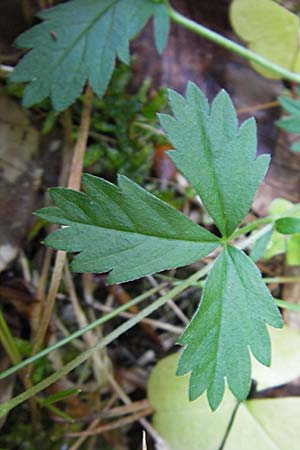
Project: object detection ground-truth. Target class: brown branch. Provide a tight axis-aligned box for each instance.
[30,85,94,362]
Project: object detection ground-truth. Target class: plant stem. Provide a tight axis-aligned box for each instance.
[230,217,273,240]
[167,4,300,84]
[0,308,21,366]
[68,86,94,190]
[0,285,164,381]
[275,298,300,312]
[265,276,300,284]
[31,86,93,359]
[0,265,211,417]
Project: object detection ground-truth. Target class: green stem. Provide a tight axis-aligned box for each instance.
[230,218,273,240]
[264,276,300,284]
[275,298,300,312]
[167,5,300,84]
[0,265,210,418]
[0,308,21,365]
[0,284,162,381]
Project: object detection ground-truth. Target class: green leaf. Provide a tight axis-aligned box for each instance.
[224,398,300,450]
[148,353,238,450]
[148,351,300,450]
[153,3,170,54]
[264,199,300,264]
[159,82,270,237]
[251,326,300,391]
[177,245,282,411]
[278,95,300,115]
[37,83,281,410]
[287,234,300,265]
[276,94,300,152]
[291,140,300,152]
[230,0,300,79]
[275,217,300,234]
[250,229,273,262]
[10,0,170,111]
[36,173,219,284]
[276,116,300,134]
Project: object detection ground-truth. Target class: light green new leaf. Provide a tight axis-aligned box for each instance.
[159,82,270,237]
[10,0,170,111]
[177,245,282,411]
[230,0,300,79]
[275,217,300,234]
[264,198,300,265]
[36,173,219,284]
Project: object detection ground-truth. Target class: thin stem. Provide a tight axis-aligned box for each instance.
[68,85,94,190]
[237,100,279,115]
[0,266,210,417]
[230,218,273,240]
[167,5,300,84]
[0,308,21,366]
[31,85,93,359]
[264,276,300,284]
[0,285,164,381]
[275,298,300,312]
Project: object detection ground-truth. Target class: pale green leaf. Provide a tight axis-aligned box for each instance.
[251,326,300,391]
[159,82,269,237]
[278,95,300,116]
[291,140,300,152]
[148,353,238,450]
[250,229,273,261]
[36,173,219,284]
[224,398,300,450]
[10,0,170,110]
[177,245,282,410]
[230,0,300,79]
[264,199,300,263]
[287,234,300,265]
[276,116,300,134]
[148,352,300,450]
[153,3,170,54]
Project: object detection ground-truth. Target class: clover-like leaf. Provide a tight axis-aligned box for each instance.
[10,0,170,111]
[36,173,219,284]
[177,245,282,411]
[38,83,282,410]
[159,82,270,237]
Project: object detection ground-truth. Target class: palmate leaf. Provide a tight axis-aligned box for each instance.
[37,173,219,284]
[10,0,170,111]
[159,82,270,237]
[38,83,282,410]
[176,246,282,411]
